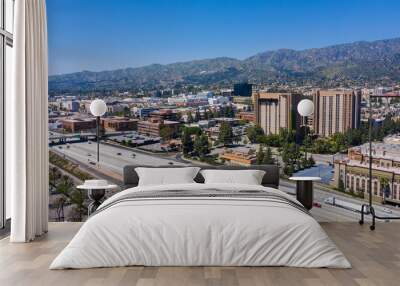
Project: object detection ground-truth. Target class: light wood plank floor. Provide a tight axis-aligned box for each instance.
[0,222,399,286]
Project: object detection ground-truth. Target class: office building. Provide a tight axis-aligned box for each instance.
[137,118,180,137]
[101,117,138,132]
[313,89,361,137]
[253,92,302,135]
[233,83,253,97]
[333,143,400,204]
[61,118,96,133]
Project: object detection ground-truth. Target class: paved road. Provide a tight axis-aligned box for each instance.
[51,142,188,175]
[280,180,400,222]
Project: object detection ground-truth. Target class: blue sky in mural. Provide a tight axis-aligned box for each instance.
[47,0,400,74]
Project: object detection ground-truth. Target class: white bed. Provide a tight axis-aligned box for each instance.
[50,183,351,269]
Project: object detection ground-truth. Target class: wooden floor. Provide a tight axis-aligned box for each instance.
[0,222,399,286]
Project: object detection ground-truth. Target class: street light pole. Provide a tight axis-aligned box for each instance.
[297,99,314,163]
[304,116,308,161]
[90,99,107,168]
[368,95,373,208]
[359,94,400,230]
[96,116,100,164]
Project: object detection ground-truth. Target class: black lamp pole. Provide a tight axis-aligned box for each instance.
[96,116,100,164]
[368,96,373,208]
[304,116,308,161]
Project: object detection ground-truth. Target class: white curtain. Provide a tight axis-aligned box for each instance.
[9,0,49,242]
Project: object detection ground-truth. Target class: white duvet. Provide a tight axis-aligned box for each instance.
[50,183,351,269]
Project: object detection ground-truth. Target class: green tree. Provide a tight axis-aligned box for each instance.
[187,112,194,124]
[181,128,194,156]
[49,166,61,191]
[218,122,234,146]
[194,109,201,122]
[281,143,302,176]
[312,138,331,154]
[246,125,264,143]
[194,134,210,158]
[256,145,265,165]
[331,133,347,152]
[279,128,295,144]
[175,112,182,122]
[345,128,363,146]
[55,175,87,221]
[123,106,131,117]
[262,147,275,164]
[159,126,174,142]
[223,105,235,118]
[184,126,202,136]
[260,134,282,147]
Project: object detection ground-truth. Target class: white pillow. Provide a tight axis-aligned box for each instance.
[135,167,201,186]
[200,169,265,185]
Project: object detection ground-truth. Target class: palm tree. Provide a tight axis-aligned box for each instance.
[49,166,61,191]
[55,197,66,221]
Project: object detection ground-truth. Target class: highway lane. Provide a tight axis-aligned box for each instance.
[51,142,187,174]
[280,180,400,222]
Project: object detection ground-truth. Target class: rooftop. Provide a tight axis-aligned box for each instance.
[357,142,400,160]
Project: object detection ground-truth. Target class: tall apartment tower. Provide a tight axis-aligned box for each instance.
[313,89,361,137]
[253,92,302,135]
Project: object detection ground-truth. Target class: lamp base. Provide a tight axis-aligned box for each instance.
[359,203,400,231]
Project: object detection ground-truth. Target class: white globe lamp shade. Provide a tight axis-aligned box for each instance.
[90,99,107,117]
[297,99,314,117]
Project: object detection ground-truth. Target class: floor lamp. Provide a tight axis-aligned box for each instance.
[90,99,107,166]
[297,99,315,160]
[359,94,400,230]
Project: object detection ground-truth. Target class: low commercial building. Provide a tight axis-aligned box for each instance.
[61,118,96,132]
[214,117,240,126]
[219,149,257,166]
[236,111,256,122]
[137,118,180,137]
[101,117,138,132]
[149,109,177,121]
[333,143,400,203]
[135,107,158,119]
[61,100,80,112]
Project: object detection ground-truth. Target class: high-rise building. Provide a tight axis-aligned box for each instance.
[253,92,302,135]
[313,89,361,137]
[233,83,253,97]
